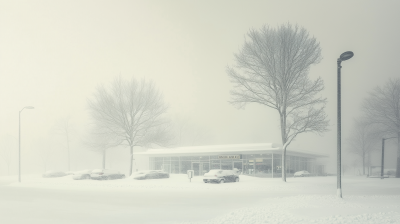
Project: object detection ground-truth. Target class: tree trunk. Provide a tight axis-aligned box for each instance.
[282,145,287,182]
[129,145,133,176]
[66,132,70,171]
[368,153,371,176]
[102,150,106,169]
[362,152,365,175]
[279,111,288,182]
[397,132,400,178]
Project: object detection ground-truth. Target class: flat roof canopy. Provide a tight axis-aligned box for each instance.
[133,143,328,158]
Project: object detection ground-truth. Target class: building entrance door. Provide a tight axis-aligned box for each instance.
[202,163,210,175]
[233,161,243,174]
[163,164,170,173]
[192,162,210,176]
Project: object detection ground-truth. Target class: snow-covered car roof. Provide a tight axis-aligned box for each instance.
[45,170,64,174]
[294,170,310,174]
[133,170,166,175]
[74,169,93,175]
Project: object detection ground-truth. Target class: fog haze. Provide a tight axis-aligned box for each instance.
[1,1,400,174]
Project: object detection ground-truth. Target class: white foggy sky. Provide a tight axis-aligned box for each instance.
[1,1,400,172]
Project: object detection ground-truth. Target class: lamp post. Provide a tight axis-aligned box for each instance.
[337,51,354,198]
[381,137,397,179]
[19,106,34,182]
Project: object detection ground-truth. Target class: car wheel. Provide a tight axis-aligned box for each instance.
[203,180,208,183]
[121,174,126,179]
[235,177,239,182]
[219,179,224,184]
[300,174,304,177]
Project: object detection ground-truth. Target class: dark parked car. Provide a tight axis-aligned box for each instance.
[42,170,67,178]
[203,169,239,184]
[72,169,93,180]
[90,169,125,180]
[131,170,170,180]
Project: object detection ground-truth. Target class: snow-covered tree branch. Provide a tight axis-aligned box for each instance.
[227,23,329,182]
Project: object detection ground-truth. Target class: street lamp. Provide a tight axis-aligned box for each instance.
[337,51,354,198]
[19,106,34,182]
[381,137,397,179]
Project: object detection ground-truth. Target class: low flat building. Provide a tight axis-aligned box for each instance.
[133,143,328,177]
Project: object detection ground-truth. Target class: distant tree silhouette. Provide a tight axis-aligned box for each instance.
[87,76,171,176]
[363,78,400,178]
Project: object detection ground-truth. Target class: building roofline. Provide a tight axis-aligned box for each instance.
[133,143,328,158]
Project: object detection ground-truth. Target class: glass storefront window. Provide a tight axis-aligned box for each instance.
[257,154,272,158]
[221,161,232,170]
[253,159,272,177]
[191,156,201,161]
[180,161,191,174]
[273,155,281,174]
[243,160,254,175]
[200,156,210,161]
[210,160,220,169]
[202,163,210,174]
[155,161,163,170]
[171,161,179,174]
[247,154,256,159]
[150,154,316,177]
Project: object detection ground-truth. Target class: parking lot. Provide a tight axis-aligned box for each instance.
[1,174,400,223]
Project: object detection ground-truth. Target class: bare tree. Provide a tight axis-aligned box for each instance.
[350,158,361,176]
[52,117,73,171]
[83,130,116,169]
[345,119,379,175]
[363,78,400,177]
[31,137,50,172]
[87,76,171,176]
[0,134,17,175]
[227,23,329,182]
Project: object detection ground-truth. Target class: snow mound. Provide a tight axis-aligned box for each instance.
[179,195,400,224]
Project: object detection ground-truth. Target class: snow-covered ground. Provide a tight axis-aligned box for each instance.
[1,174,400,223]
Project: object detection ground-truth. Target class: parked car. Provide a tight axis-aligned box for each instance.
[72,169,93,180]
[131,170,170,180]
[42,170,67,178]
[294,170,311,177]
[203,169,239,184]
[90,169,125,180]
